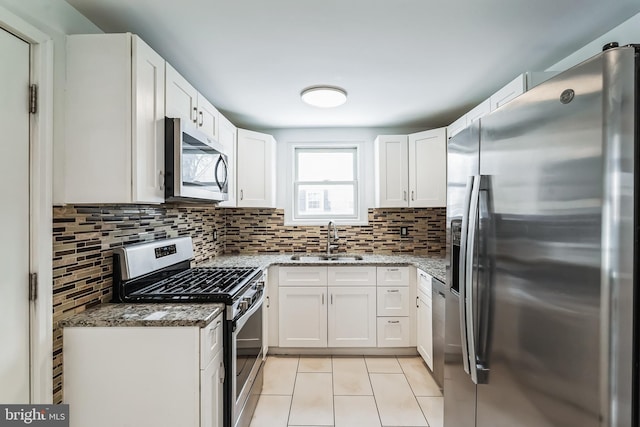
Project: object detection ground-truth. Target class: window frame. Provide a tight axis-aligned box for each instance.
[286,142,367,226]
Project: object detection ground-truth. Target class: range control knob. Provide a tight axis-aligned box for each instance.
[239,300,249,311]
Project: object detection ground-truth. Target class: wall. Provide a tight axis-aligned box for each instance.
[547,12,640,72]
[224,207,446,256]
[52,204,225,403]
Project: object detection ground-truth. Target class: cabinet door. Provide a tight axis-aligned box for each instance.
[467,99,491,124]
[328,286,376,347]
[374,135,409,207]
[278,287,327,347]
[218,114,237,207]
[417,292,433,369]
[165,62,198,125]
[237,129,276,207]
[447,115,467,139]
[201,349,224,427]
[197,94,219,141]
[132,36,165,203]
[408,127,446,207]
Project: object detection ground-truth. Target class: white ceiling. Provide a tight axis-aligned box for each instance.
[64,0,640,130]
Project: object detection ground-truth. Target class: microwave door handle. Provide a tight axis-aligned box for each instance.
[214,156,229,191]
[466,175,482,384]
[459,175,474,375]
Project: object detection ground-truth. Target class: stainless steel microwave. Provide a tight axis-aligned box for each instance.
[165,117,229,203]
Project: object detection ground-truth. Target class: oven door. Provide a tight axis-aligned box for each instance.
[231,294,264,427]
[165,117,229,202]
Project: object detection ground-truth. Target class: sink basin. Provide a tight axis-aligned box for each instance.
[290,254,364,261]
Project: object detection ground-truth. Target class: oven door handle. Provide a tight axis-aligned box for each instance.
[233,291,265,332]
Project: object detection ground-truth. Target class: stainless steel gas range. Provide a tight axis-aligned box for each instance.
[112,236,264,427]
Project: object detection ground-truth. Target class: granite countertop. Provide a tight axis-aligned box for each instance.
[203,253,446,283]
[59,303,224,328]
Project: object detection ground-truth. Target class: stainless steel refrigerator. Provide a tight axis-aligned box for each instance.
[444,44,638,427]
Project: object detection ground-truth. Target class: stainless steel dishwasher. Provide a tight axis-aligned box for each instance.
[432,278,446,390]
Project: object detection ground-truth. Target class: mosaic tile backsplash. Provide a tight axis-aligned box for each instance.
[52,205,444,403]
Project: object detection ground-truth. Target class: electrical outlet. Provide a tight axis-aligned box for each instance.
[213,229,218,241]
[400,227,408,236]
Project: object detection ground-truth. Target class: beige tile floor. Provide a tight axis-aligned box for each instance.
[250,355,443,427]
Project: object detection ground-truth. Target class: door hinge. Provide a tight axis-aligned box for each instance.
[29,84,37,114]
[29,273,38,301]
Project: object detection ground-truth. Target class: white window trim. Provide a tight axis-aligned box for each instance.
[285,141,368,226]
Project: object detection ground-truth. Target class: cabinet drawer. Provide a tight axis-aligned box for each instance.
[328,266,376,286]
[377,287,410,316]
[417,269,432,295]
[377,317,410,347]
[279,267,327,286]
[376,266,410,286]
[201,314,223,367]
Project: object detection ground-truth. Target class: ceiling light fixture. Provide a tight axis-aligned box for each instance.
[300,86,347,108]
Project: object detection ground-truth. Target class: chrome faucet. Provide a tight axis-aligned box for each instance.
[326,221,339,257]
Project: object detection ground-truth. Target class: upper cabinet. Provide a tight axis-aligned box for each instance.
[165,63,219,142]
[236,129,276,208]
[448,71,558,139]
[217,115,238,207]
[374,127,447,208]
[63,33,165,204]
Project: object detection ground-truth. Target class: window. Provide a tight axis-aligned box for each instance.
[293,147,359,221]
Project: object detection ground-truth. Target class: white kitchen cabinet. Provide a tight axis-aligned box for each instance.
[416,269,433,369]
[328,286,377,347]
[278,286,328,347]
[236,129,277,207]
[278,267,376,348]
[374,128,446,208]
[374,135,409,207]
[165,63,219,141]
[217,114,238,207]
[64,314,223,427]
[377,286,410,317]
[467,99,491,124]
[63,33,165,204]
[376,266,413,348]
[377,266,410,286]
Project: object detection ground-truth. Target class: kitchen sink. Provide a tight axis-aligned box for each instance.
[290,254,364,261]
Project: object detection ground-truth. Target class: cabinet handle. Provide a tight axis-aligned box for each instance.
[158,170,164,190]
[266,296,270,308]
[387,289,400,293]
[219,361,225,383]
[403,190,407,201]
[331,294,333,305]
[192,107,198,123]
[199,111,204,127]
[322,294,324,305]
[388,320,400,324]
[388,268,399,272]
[417,296,420,308]
[240,189,244,200]
[411,190,415,201]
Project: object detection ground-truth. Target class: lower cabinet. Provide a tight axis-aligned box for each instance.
[278,266,377,348]
[63,314,224,427]
[377,316,410,347]
[417,269,434,369]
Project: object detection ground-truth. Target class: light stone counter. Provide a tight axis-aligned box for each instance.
[59,303,224,328]
[202,253,447,283]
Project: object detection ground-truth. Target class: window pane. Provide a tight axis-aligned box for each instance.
[297,184,355,216]
[296,150,354,181]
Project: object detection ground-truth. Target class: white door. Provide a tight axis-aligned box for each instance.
[328,287,377,347]
[417,291,433,369]
[374,135,408,207]
[165,62,198,126]
[197,94,219,141]
[278,287,327,347]
[408,127,447,207]
[201,350,224,427]
[0,27,31,403]
[236,129,275,207]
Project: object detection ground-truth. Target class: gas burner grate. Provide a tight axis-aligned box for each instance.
[129,266,259,298]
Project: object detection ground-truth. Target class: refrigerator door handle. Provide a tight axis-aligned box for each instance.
[458,175,475,375]
[466,175,489,385]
